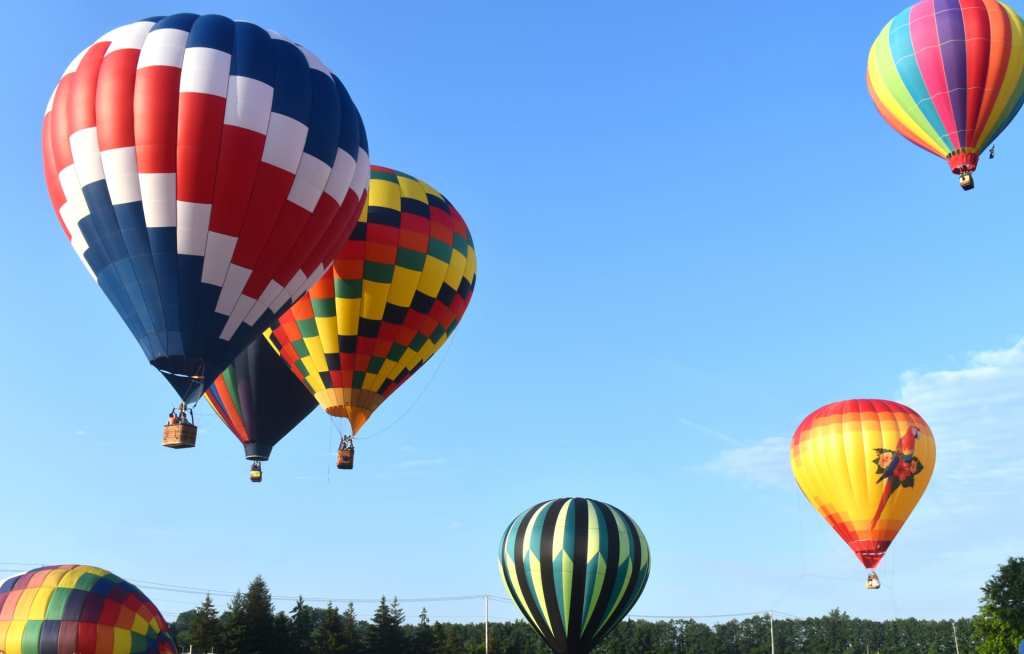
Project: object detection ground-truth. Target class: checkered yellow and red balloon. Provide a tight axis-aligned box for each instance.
[266,166,476,435]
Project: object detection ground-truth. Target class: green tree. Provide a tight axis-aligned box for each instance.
[289,596,317,654]
[219,592,246,654]
[313,602,345,654]
[410,607,434,654]
[977,556,1024,653]
[189,595,221,654]
[340,602,364,654]
[368,596,407,654]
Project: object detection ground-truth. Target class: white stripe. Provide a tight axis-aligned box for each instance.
[351,147,370,195]
[137,28,189,70]
[57,166,89,222]
[58,201,89,256]
[295,263,325,301]
[200,232,238,286]
[69,128,104,186]
[138,173,176,228]
[272,269,307,312]
[220,294,257,339]
[324,148,356,205]
[176,201,212,256]
[295,44,332,77]
[243,280,284,326]
[63,46,90,77]
[180,47,231,97]
[261,113,308,173]
[224,76,274,134]
[215,264,252,314]
[101,21,155,54]
[287,153,332,212]
[100,147,142,205]
[45,84,58,115]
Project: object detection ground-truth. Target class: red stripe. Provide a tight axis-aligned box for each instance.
[241,201,310,296]
[209,125,265,235]
[272,193,340,283]
[177,92,226,203]
[975,0,1012,141]
[68,43,109,132]
[134,66,181,173]
[96,49,140,150]
[961,0,990,147]
[229,163,294,266]
[298,189,363,277]
[41,113,70,238]
[50,77,76,171]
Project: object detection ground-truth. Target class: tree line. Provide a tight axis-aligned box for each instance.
[171,557,1024,654]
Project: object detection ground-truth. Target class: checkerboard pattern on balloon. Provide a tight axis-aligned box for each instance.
[0,565,176,654]
[266,166,476,433]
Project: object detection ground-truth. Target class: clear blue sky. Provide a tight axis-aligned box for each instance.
[3,0,1024,626]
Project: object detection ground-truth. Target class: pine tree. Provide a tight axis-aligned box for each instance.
[237,576,276,654]
[313,602,345,654]
[368,595,406,654]
[219,592,246,654]
[189,595,221,654]
[411,607,434,654]
[339,602,364,654]
[289,596,317,654]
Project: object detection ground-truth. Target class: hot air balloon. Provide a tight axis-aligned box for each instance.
[0,565,176,654]
[205,338,317,481]
[867,1,1024,190]
[790,399,936,588]
[266,166,476,469]
[42,14,369,445]
[499,498,651,654]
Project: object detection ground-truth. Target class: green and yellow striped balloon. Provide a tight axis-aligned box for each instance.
[498,498,651,654]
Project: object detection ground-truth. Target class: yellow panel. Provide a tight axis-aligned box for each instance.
[397,174,429,204]
[387,267,421,308]
[369,178,401,211]
[417,256,447,296]
[338,298,361,336]
[361,281,390,320]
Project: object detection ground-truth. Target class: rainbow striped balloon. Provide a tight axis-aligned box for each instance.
[0,565,176,654]
[867,0,1024,184]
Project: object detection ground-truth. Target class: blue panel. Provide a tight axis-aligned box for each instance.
[151,13,199,32]
[113,200,168,358]
[332,76,362,160]
[175,254,204,359]
[268,39,312,122]
[303,72,340,164]
[185,14,235,52]
[147,227,184,359]
[229,22,275,85]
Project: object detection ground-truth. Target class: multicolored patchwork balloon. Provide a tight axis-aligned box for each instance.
[790,399,936,572]
[266,166,476,436]
[499,498,651,654]
[867,0,1024,189]
[42,14,369,402]
[205,337,317,479]
[0,565,176,654]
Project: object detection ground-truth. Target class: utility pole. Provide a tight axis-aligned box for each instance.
[768,611,775,654]
[952,622,961,654]
[484,594,490,654]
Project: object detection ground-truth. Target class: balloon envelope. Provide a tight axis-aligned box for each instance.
[205,337,317,461]
[0,565,176,653]
[790,399,936,569]
[42,14,369,402]
[499,498,651,654]
[867,0,1024,178]
[266,165,476,435]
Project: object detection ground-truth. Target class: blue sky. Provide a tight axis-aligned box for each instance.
[3,0,1024,626]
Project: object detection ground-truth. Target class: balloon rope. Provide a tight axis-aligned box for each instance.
[356,335,458,442]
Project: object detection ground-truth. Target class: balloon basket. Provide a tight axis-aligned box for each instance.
[162,423,197,449]
[959,173,974,191]
[337,446,354,470]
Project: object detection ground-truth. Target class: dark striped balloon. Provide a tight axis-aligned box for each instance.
[498,498,651,654]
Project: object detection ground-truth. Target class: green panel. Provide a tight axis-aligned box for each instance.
[337,278,363,299]
[409,333,428,351]
[368,356,385,374]
[298,319,319,338]
[363,261,395,284]
[21,620,43,654]
[311,298,336,317]
[44,588,72,620]
[428,238,452,262]
[387,343,406,361]
[396,248,427,270]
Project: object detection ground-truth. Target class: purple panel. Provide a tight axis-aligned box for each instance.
[935,0,968,147]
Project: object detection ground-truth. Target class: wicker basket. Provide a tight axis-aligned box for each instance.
[337,447,354,470]
[163,423,197,449]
